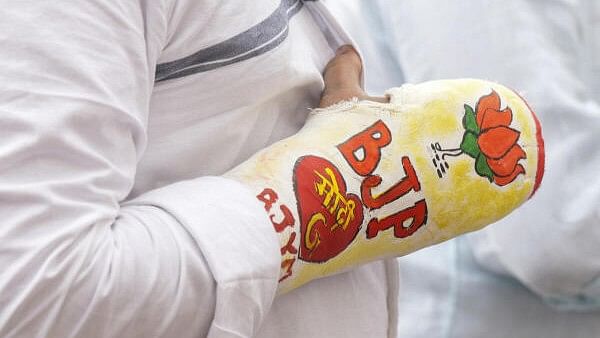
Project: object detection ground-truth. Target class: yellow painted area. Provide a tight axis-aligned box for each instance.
[230,79,543,294]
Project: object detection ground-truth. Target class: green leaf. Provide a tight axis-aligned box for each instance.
[475,153,494,182]
[460,131,480,159]
[462,104,480,134]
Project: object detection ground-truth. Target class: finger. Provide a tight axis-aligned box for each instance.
[323,45,363,92]
[365,95,390,104]
[319,45,390,108]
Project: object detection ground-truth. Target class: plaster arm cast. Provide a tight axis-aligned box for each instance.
[226,78,545,294]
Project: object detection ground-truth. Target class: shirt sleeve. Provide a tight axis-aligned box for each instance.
[0,2,280,337]
[380,0,600,311]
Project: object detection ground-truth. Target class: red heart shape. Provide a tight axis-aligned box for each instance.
[293,155,364,263]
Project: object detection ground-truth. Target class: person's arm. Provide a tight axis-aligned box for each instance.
[382,0,600,310]
[225,53,544,293]
[0,2,281,337]
[0,2,545,336]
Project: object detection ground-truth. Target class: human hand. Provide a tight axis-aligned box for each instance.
[319,45,389,108]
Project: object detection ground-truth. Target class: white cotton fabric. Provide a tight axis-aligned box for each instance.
[329,0,600,337]
[0,1,396,337]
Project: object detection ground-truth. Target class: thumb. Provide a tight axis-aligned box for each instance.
[319,45,389,108]
[319,45,365,108]
[323,45,363,93]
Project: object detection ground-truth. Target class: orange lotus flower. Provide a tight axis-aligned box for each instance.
[459,90,526,186]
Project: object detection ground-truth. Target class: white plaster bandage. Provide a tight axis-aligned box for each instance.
[226,79,545,294]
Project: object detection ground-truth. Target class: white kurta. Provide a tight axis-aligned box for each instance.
[0,1,396,337]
